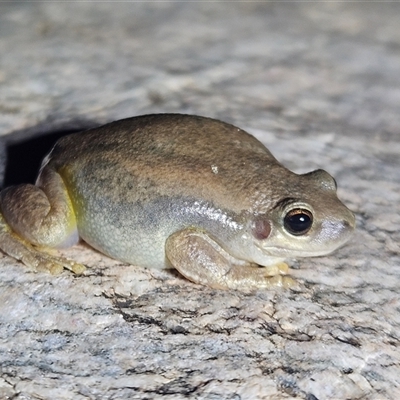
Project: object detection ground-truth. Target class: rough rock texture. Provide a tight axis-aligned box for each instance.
[0,3,399,399]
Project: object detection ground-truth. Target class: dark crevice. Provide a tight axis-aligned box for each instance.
[2,118,99,188]
[4,130,80,187]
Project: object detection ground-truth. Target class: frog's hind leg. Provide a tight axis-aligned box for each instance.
[0,166,85,274]
[165,228,295,290]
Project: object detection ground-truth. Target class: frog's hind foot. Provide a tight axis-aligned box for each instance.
[0,217,85,275]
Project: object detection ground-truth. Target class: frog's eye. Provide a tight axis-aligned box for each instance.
[284,208,313,236]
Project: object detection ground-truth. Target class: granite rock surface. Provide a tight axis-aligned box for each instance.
[0,3,399,399]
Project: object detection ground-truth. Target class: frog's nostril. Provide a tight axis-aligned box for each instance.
[344,217,356,229]
[346,212,356,230]
[343,220,354,231]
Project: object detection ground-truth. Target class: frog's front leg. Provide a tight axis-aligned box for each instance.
[0,166,85,274]
[165,228,295,290]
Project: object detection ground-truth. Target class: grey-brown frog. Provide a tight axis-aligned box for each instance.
[0,114,355,290]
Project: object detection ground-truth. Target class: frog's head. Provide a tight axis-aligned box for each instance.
[243,169,355,265]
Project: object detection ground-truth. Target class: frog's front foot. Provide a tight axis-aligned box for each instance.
[0,218,85,275]
[165,228,295,290]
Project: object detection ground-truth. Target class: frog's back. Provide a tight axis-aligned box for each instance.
[49,114,281,212]
[51,114,273,168]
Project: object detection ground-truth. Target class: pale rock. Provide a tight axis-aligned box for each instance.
[0,3,399,400]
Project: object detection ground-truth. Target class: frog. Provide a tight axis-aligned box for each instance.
[0,114,355,290]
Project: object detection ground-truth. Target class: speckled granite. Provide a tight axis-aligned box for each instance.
[0,3,399,400]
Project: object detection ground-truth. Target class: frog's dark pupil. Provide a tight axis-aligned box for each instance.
[284,209,313,236]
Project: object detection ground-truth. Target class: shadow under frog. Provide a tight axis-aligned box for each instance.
[0,114,355,290]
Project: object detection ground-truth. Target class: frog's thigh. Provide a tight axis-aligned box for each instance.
[0,166,84,274]
[165,228,294,290]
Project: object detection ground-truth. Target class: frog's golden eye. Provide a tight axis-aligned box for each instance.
[284,208,313,236]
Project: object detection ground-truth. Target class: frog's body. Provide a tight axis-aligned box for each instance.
[0,114,355,289]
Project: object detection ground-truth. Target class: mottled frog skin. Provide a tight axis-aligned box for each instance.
[0,114,355,290]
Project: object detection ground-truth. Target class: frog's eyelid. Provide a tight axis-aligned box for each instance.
[273,197,298,211]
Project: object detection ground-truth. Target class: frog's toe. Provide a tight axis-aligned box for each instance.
[69,262,86,275]
[23,248,86,275]
[36,261,64,275]
[60,259,86,274]
[266,274,297,288]
[262,262,289,277]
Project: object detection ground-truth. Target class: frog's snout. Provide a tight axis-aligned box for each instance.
[321,206,356,250]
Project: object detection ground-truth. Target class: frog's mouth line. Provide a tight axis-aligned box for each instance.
[255,242,344,258]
